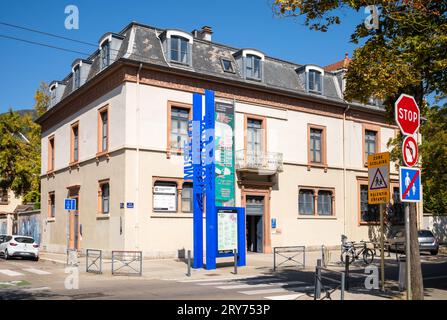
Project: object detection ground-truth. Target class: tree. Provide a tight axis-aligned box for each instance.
[0,83,48,205]
[273,0,447,300]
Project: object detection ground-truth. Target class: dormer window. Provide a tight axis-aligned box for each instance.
[221,58,234,73]
[170,36,190,65]
[308,70,322,93]
[305,66,324,94]
[162,30,193,67]
[50,85,57,106]
[73,65,81,90]
[245,54,262,80]
[236,49,264,82]
[100,40,110,69]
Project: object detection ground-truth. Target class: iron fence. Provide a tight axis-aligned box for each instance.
[273,246,305,271]
[314,260,345,300]
[111,251,143,276]
[86,249,102,274]
[66,249,79,266]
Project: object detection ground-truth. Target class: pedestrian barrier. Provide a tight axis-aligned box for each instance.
[273,246,305,271]
[314,259,345,300]
[111,251,143,276]
[86,249,102,274]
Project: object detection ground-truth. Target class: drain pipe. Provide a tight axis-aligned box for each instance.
[135,63,143,250]
[342,104,350,237]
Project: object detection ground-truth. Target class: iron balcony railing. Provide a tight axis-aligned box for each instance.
[235,149,283,173]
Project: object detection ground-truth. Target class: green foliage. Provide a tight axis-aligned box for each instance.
[420,105,447,214]
[0,83,48,204]
[273,0,447,213]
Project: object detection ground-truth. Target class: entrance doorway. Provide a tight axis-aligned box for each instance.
[68,191,80,251]
[246,196,264,253]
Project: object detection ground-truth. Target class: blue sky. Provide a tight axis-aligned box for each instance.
[0,0,365,113]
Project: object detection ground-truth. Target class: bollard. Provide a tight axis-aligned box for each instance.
[315,259,322,300]
[344,256,350,291]
[233,249,238,275]
[187,250,191,277]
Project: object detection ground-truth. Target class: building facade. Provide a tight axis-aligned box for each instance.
[37,23,423,258]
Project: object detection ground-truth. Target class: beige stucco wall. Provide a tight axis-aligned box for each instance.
[40,81,422,257]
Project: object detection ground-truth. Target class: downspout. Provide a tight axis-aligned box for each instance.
[343,104,350,237]
[135,62,143,250]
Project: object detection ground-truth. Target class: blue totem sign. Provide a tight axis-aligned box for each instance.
[186,89,246,270]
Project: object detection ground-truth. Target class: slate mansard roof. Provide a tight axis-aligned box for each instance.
[46,22,385,115]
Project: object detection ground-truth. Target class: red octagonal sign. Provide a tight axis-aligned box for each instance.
[395,94,420,135]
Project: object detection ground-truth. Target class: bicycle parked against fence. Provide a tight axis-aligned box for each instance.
[340,240,375,265]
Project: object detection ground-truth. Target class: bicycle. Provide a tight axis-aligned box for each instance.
[340,240,375,265]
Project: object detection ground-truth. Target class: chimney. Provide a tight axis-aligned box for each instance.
[192,26,213,41]
[200,26,213,41]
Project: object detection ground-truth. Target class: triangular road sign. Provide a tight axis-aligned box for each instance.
[370,168,388,190]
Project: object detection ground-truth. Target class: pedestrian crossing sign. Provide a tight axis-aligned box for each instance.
[399,167,421,202]
[368,152,390,204]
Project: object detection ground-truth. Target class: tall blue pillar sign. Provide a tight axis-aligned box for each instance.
[204,90,216,270]
[186,89,246,271]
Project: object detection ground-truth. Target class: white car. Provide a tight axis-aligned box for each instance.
[0,235,39,261]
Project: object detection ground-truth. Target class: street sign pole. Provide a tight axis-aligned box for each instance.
[380,203,385,292]
[405,203,412,300]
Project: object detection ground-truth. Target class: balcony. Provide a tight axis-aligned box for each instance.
[235,150,283,175]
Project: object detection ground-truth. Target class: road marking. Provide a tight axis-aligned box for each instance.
[265,293,306,300]
[198,277,283,286]
[178,275,260,283]
[239,285,314,296]
[23,268,51,275]
[217,281,305,290]
[0,269,24,277]
[238,288,288,295]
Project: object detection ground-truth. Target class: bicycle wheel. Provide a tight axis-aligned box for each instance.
[363,248,375,264]
[341,250,354,264]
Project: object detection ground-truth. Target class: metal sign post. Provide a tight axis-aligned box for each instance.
[395,93,421,300]
[367,152,390,292]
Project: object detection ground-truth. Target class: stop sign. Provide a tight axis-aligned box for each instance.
[395,94,420,135]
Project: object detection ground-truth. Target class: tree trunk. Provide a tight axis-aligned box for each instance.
[410,202,424,299]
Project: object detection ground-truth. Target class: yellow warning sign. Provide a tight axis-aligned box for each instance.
[368,152,390,204]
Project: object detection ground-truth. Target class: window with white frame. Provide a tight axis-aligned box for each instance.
[170,107,190,151]
[73,65,81,90]
[170,36,190,65]
[101,40,110,69]
[245,54,262,80]
[308,69,322,94]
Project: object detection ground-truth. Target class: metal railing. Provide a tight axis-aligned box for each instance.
[86,249,102,274]
[235,150,283,173]
[111,251,143,276]
[273,246,305,271]
[314,259,345,300]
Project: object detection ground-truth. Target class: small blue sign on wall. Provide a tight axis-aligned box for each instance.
[64,198,76,211]
[126,202,134,209]
[271,218,277,229]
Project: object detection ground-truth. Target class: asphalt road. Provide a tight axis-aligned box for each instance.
[0,253,446,300]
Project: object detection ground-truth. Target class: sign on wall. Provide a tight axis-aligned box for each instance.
[153,185,177,212]
[368,152,390,204]
[215,102,235,207]
[217,209,238,252]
